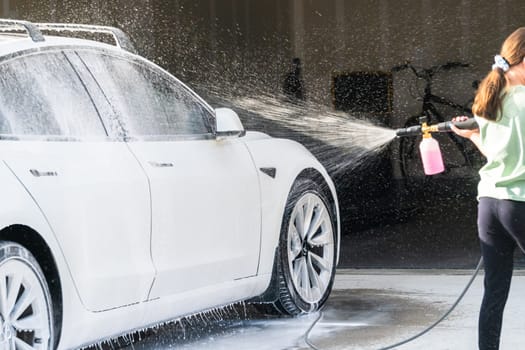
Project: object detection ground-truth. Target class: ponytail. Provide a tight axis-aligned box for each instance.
[472,68,506,121]
[472,27,525,121]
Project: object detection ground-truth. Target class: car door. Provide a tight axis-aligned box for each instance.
[77,49,261,298]
[0,49,155,311]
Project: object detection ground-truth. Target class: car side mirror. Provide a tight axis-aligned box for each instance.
[215,108,246,139]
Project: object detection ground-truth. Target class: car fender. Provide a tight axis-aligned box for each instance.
[0,160,88,349]
[242,133,340,282]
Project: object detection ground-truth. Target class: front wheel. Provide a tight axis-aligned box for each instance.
[0,242,55,349]
[273,178,337,315]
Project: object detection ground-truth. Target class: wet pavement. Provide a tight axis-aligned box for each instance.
[120,269,525,350]
[110,193,525,350]
[307,270,525,350]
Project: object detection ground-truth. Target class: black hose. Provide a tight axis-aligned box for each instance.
[304,305,326,350]
[304,257,484,350]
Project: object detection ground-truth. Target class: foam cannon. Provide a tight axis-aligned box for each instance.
[395,117,479,137]
[395,117,479,175]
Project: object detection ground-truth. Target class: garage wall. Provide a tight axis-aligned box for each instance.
[6,0,524,127]
[286,0,524,128]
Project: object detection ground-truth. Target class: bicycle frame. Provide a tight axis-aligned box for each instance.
[425,94,471,119]
[394,61,480,180]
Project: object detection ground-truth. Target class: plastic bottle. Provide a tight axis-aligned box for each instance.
[419,134,445,175]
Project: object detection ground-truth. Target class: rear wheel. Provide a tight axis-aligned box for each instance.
[0,241,54,349]
[272,178,337,315]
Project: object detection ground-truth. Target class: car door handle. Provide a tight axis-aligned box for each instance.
[148,161,174,168]
[30,169,58,177]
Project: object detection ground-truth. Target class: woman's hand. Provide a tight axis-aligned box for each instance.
[450,116,479,140]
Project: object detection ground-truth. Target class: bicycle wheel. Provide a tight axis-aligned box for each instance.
[399,113,483,183]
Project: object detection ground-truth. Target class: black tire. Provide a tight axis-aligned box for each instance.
[268,178,337,316]
[0,241,55,349]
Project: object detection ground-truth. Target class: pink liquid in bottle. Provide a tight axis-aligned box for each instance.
[419,135,445,175]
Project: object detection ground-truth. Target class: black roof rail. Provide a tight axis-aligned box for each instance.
[0,19,45,42]
[35,23,137,54]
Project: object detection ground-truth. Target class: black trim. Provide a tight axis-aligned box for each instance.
[260,167,277,179]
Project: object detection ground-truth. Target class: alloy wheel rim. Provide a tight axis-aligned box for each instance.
[0,259,51,350]
[287,192,334,304]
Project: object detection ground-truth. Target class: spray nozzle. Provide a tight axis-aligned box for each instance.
[395,124,422,137]
[395,117,478,138]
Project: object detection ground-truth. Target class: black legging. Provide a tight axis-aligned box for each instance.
[478,197,525,350]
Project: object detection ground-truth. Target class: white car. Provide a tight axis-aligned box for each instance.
[0,20,340,349]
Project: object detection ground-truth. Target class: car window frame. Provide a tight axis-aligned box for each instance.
[62,50,130,141]
[0,47,113,142]
[74,47,218,142]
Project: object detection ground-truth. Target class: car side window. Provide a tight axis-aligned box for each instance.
[0,51,107,137]
[78,50,212,137]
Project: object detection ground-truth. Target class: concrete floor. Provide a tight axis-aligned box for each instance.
[120,269,525,350]
[309,270,525,350]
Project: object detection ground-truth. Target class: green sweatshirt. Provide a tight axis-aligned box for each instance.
[476,85,525,201]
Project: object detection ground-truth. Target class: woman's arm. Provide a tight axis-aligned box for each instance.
[450,116,485,156]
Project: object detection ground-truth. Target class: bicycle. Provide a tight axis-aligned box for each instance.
[392,61,483,182]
